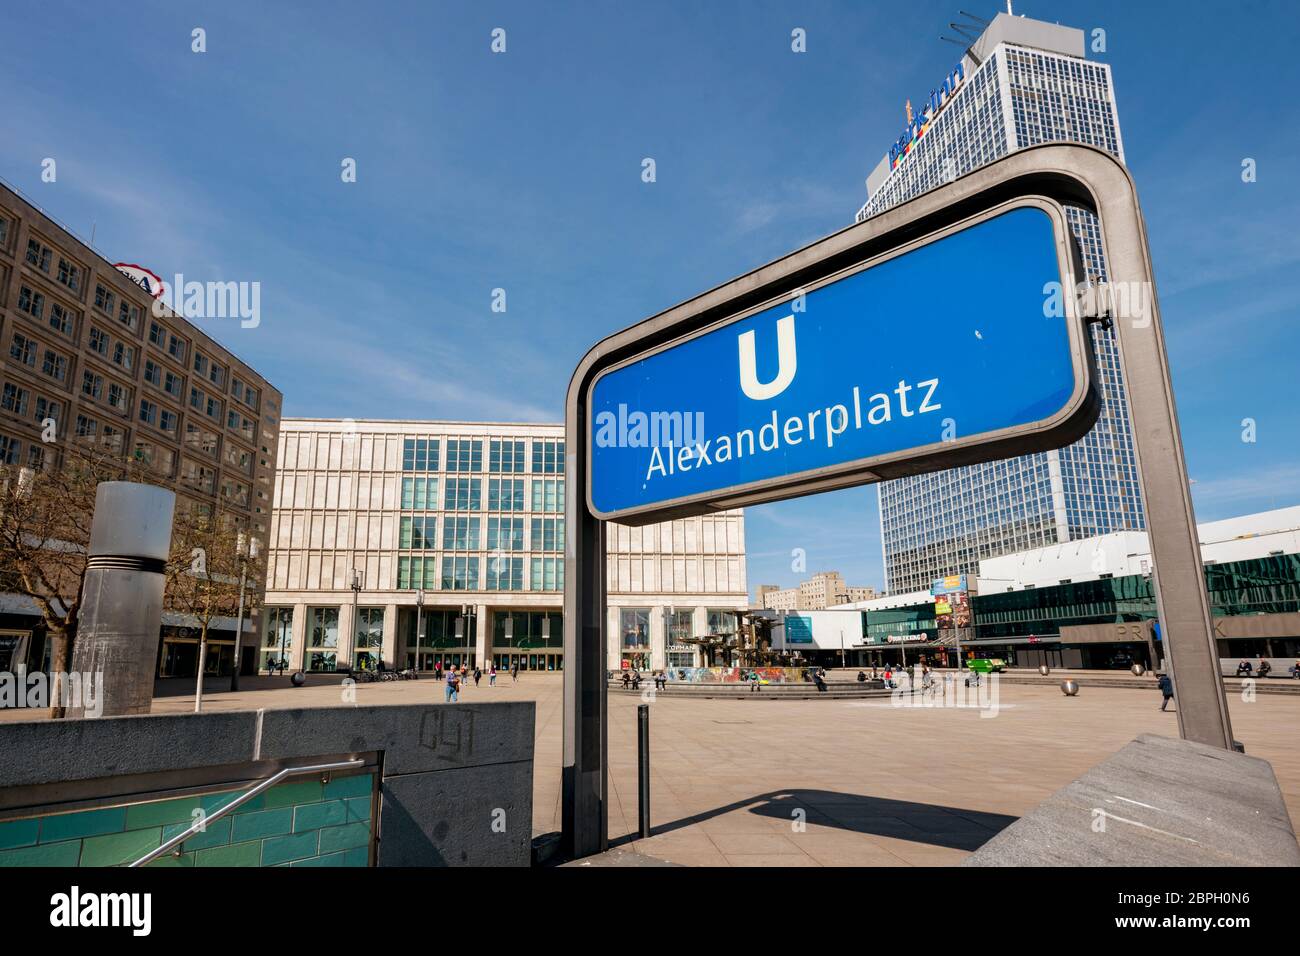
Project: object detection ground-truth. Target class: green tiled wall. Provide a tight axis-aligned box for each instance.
[0,771,374,867]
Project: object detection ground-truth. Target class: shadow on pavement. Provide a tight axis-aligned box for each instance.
[611,789,1017,852]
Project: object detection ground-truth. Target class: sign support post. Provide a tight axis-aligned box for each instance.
[563,143,1233,859]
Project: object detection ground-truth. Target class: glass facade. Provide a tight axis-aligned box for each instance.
[620,608,651,668]
[353,606,385,668]
[265,422,749,674]
[306,607,339,671]
[861,32,1145,593]
[262,606,293,671]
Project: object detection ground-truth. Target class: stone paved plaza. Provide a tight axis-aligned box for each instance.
[8,673,1296,866]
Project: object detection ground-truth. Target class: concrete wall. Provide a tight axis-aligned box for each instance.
[0,702,534,867]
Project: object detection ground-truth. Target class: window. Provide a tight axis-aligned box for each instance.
[25,238,52,273]
[163,370,182,398]
[530,517,565,552]
[401,437,439,471]
[1,383,29,417]
[185,422,220,458]
[47,302,75,338]
[181,459,216,493]
[88,326,109,356]
[0,435,19,465]
[193,353,208,377]
[440,556,479,591]
[487,516,524,551]
[107,383,128,413]
[532,439,564,473]
[118,301,139,331]
[707,610,737,635]
[400,476,436,509]
[9,334,36,368]
[620,608,651,650]
[75,414,98,440]
[442,516,480,550]
[354,607,385,653]
[17,285,45,320]
[56,257,81,292]
[221,478,249,508]
[396,556,439,590]
[530,557,564,591]
[230,376,258,409]
[167,334,186,362]
[100,425,123,454]
[148,322,166,346]
[95,284,116,313]
[41,350,67,382]
[487,477,525,511]
[307,607,340,671]
[133,441,175,476]
[144,360,162,387]
[81,371,104,400]
[531,478,564,513]
[262,607,294,671]
[227,409,254,440]
[223,442,252,473]
[112,341,135,372]
[138,399,158,427]
[446,438,482,472]
[444,477,481,511]
[486,556,524,591]
[489,439,525,473]
[159,409,177,435]
[399,515,437,549]
[34,396,60,426]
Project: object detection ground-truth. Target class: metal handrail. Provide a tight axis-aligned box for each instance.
[128,757,366,867]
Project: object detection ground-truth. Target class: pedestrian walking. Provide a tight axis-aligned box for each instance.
[445,665,460,703]
[489,665,497,686]
[511,661,519,684]
[473,666,482,687]
[1157,672,1174,711]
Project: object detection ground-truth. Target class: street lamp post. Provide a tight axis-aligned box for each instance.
[230,533,259,692]
[350,568,361,672]
[414,587,425,671]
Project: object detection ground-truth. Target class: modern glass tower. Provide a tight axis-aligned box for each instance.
[859,11,1145,594]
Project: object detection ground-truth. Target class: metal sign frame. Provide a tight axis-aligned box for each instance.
[563,143,1234,860]
[584,196,1100,524]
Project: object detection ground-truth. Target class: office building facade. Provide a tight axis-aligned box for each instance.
[757,572,878,611]
[858,12,1145,593]
[262,419,748,674]
[0,179,282,677]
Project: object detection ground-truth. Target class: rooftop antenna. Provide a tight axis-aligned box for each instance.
[940,9,988,61]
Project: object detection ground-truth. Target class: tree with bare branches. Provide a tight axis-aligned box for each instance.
[165,502,263,711]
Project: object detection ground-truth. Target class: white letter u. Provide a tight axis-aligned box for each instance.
[738,315,797,400]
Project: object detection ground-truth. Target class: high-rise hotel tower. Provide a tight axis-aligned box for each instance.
[859,10,1145,594]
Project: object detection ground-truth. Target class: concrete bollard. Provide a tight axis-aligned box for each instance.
[66,482,175,718]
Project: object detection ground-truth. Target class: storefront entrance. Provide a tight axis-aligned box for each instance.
[493,651,562,671]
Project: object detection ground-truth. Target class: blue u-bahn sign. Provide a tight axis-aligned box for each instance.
[587,200,1098,521]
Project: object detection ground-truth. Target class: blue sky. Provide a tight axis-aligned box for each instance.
[2,1,1297,597]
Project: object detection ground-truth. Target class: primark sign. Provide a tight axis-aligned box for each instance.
[586,201,1098,521]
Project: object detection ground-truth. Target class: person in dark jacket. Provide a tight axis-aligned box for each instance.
[1157,672,1174,711]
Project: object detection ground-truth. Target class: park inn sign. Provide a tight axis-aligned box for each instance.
[562,144,1238,858]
